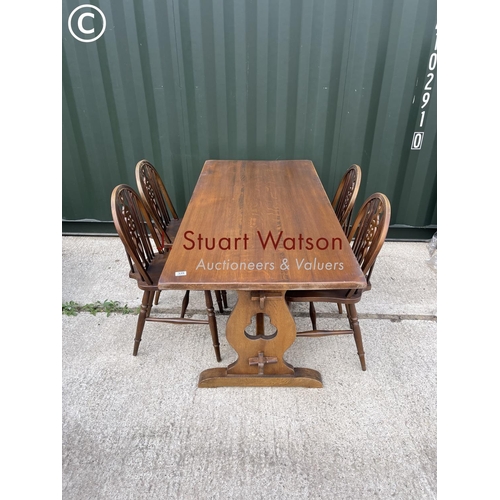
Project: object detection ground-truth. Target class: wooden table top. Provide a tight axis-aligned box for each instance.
[159,160,366,291]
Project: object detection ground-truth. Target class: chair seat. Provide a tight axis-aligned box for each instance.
[129,252,168,290]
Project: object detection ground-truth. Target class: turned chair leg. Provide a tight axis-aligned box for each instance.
[134,290,154,356]
[221,290,228,309]
[337,303,343,314]
[214,290,224,313]
[180,290,190,318]
[204,291,221,362]
[309,302,317,330]
[346,303,366,371]
[154,290,161,305]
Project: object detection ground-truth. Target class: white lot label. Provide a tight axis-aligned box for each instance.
[175,271,187,276]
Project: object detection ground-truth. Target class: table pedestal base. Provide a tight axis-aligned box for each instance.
[198,367,322,387]
[197,290,323,388]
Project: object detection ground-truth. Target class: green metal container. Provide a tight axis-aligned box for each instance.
[63,0,436,239]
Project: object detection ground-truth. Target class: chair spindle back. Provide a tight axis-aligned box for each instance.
[111,184,162,285]
[135,160,178,244]
[347,192,391,283]
[331,164,362,234]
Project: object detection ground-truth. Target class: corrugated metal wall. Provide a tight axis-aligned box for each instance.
[63,0,436,237]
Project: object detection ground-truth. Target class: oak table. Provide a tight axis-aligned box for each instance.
[158,160,366,388]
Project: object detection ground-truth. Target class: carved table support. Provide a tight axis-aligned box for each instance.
[198,290,323,388]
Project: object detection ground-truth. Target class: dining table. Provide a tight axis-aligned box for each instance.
[158,160,366,388]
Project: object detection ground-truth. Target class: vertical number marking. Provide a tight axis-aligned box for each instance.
[421,93,430,108]
[411,25,437,150]
[411,132,424,150]
[425,73,434,90]
[428,53,437,71]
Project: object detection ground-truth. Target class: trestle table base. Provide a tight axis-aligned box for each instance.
[198,290,323,388]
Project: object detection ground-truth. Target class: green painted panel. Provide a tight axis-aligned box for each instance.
[63,0,437,233]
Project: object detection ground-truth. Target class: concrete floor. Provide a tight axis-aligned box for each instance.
[62,237,437,499]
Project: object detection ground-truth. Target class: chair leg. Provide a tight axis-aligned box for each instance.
[215,290,224,313]
[222,290,228,309]
[180,290,190,318]
[309,302,317,330]
[204,291,221,362]
[337,303,343,314]
[346,303,366,371]
[154,290,161,305]
[134,291,154,356]
[146,292,154,319]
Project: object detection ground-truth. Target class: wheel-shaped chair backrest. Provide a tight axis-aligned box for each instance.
[135,160,178,244]
[111,184,162,285]
[331,164,362,235]
[347,192,391,284]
